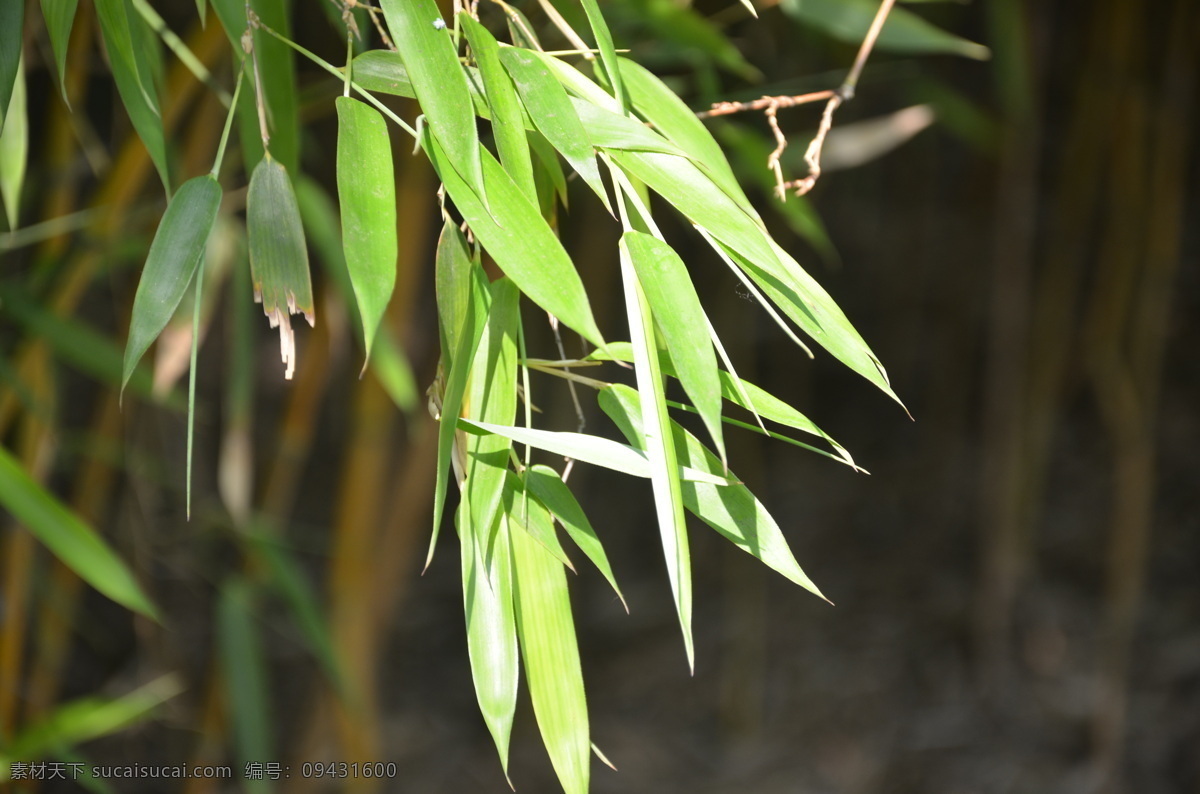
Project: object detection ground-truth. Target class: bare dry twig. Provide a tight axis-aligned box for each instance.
[700,0,896,199]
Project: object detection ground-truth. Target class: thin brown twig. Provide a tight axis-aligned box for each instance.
[700,0,896,198]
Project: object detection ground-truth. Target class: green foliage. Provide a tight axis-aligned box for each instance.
[0,0,982,789]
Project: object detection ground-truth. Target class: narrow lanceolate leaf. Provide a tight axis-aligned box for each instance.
[248,0,299,171]
[571,98,687,157]
[504,476,573,571]
[460,509,518,779]
[422,129,605,350]
[464,278,520,570]
[600,385,828,601]
[379,0,484,200]
[434,220,474,370]
[122,175,222,397]
[500,47,611,213]
[619,235,693,670]
[526,465,626,609]
[247,153,315,381]
[0,56,26,229]
[460,14,536,204]
[39,0,80,105]
[0,446,158,620]
[622,231,724,463]
[458,419,732,486]
[577,0,626,109]
[217,580,273,794]
[780,0,990,60]
[511,520,590,794]
[428,263,489,569]
[616,58,751,214]
[336,96,397,370]
[0,0,21,133]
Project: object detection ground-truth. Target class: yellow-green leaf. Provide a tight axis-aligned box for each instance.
[0,0,21,132]
[0,56,25,229]
[39,0,79,106]
[336,96,397,370]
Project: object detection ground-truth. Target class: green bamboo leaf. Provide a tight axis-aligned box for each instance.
[618,233,693,670]
[380,0,485,200]
[609,149,779,274]
[0,56,25,229]
[336,96,397,370]
[122,175,222,397]
[247,153,315,380]
[600,384,829,600]
[504,4,542,50]
[39,0,79,106]
[248,0,299,171]
[460,14,536,204]
[350,51,494,117]
[781,0,990,59]
[434,220,474,369]
[428,262,490,569]
[616,57,752,214]
[422,128,605,350]
[465,278,520,568]
[0,0,21,133]
[217,580,272,794]
[571,97,687,156]
[95,0,169,191]
[460,509,519,779]
[458,419,731,486]
[576,0,627,108]
[529,130,568,213]
[503,475,573,571]
[1,676,182,763]
[622,231,724,463]
[511,519,590,794]
[499,47,611,213]
[294,175,416,412]
[525,464,626,609]
[0,446,159,620]
[531,49,621,113]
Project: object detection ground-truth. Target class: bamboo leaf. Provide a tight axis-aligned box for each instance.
[499,47,611,213]
[122,175,222,397]
[0,56,25,229]
[217,580,273,794]
[571,97,687,156]
[247,153,314,380]
[0,446,159,620]
[600,384,828,600]
[95,0,169,191]
[458,419,732,485]
[511,519,590,794]
[460,509,519,779]
[248,0,299,171]
[576,0,627,108]
[423,128,606,350]
[503,475,573,571]
[380,0,485,200]
[622,231,725,463]
[0,0,21,133]
[525,464,626,609]
[780,0,990,59]
[618,233,693,670]
[39,0,80,106]
[336,96,397,370]
[434,220,475,370]
[460,14,536,203]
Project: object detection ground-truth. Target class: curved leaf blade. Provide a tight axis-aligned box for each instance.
[122,174,222,396]
[39,0,80,106]
[335,96,397,369]
[0,56,25,229]
[781,0,990,59]
[0,0,21,132]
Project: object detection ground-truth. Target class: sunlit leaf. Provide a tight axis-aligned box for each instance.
[618,231,693,670]
[247,153,315,380]
[0,446,159,620]
[122,175,222,397]
[460,14,536,203]
[380,0,485,200]
[460,509,518,779]
[572,97,687,156]
[600,385,829,600]
[576,0,627,108]
[499,47,611,213]
[526,464,626,609]
[336,96,397,370]
[623,231,725,462]
[504,475,573,570]
[511,519,590,794]
[422,128,606,350]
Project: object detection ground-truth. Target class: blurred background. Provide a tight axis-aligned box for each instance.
[1,0,1197,792]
